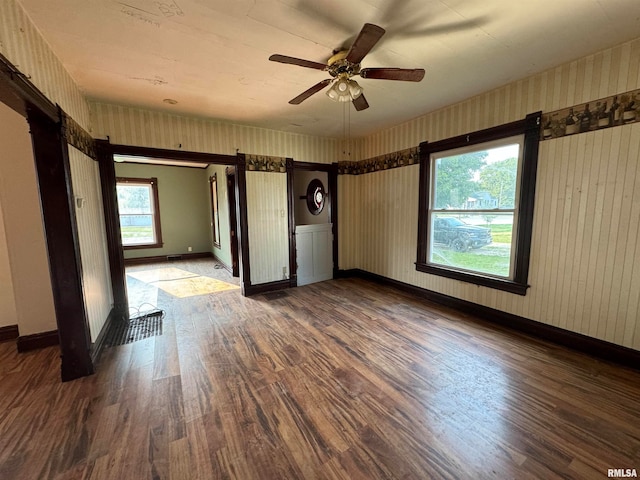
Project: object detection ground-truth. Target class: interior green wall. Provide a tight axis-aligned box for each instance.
[114,163,211,259]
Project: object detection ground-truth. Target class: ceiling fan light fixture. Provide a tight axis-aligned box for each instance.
[326,77,362,103]
[348,79,363,100]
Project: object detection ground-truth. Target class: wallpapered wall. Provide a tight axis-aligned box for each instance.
[1,0,113,340]
[0,0,90,128]
[246,172,289,285]
[339,37,640,351]
[91,102,341,164]
[69,147,114,342]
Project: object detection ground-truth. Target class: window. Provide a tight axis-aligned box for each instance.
[209,173,221,248]
[416,113,541,295]
[116,177,163,249]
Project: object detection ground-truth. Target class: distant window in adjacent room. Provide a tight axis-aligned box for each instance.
[209,173,221,248]
[116,177,163,249]
[416,113,541,295]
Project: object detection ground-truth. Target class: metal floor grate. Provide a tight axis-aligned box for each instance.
[107,311,163,346]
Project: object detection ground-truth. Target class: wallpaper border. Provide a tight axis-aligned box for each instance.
[338,147,419,175]
[542,88,640,141]
[246,154,286,172]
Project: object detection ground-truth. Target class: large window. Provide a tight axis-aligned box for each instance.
[416,113,541,295]
[116,177,163,249]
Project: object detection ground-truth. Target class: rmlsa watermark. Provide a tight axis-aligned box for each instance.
[608,469,638,478]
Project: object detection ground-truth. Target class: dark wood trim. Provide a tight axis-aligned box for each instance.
[123,243,165,251]
[96,140,129,317]
[515,112,543,286]
[335,268,360,279]
[416,112,542,296]
[244,279,290,297]
[236,154,252,295]
[0,52,58,121]
[117,176,164,250]
[416,141,429,267]
[427,117,528,152]
[0,56,96,157]
[329,162,339,277]
[225,167,240,277]
[90,307,123,365]
[0,324,19,343]
[341,269,640,372]
[108,143,235,165]
[27,106,94,381]
[286,158,297,288]
[124,251,213,266]
[415,263,529,295]
[17,330,60,352]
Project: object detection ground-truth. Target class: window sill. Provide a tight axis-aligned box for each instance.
[123,242,164,250]
[415,262,529,295]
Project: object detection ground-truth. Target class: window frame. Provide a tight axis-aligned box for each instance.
[116,176,163,250]
[209,173,221,248]
[416,112,541,295]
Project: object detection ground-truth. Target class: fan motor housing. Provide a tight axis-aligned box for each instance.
[327,50,360,78]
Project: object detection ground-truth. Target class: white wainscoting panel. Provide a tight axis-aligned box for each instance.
[296,224,333,286]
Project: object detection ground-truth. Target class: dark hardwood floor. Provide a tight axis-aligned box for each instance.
[1,259,639,479]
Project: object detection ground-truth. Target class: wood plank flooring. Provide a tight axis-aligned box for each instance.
[1,259,639,479]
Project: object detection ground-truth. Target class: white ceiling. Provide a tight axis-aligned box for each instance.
[17,0,640,138]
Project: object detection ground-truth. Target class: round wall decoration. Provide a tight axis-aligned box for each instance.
[306,179,326,215]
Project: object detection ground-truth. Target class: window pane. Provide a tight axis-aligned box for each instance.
[117,185,152,214]
[429,212,514,278]
[120,214,155,245]
[433,144,519,210]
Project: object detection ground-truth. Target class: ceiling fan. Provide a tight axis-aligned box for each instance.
[269,23,425,111]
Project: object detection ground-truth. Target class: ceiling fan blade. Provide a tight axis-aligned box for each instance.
[269,54,327,71]
[345,23,386,64]
[352,94,369,111]
[360,68,425,82]
[289,79,333,105]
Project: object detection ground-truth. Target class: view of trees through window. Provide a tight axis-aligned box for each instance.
[429,140,521,278]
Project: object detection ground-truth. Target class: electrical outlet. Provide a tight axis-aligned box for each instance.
[188,246,192,252]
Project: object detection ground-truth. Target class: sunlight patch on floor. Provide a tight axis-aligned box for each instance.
[127,267,199,283]
[127,267,240,298]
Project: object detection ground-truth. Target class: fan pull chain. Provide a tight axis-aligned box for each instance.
[342,102,352,162]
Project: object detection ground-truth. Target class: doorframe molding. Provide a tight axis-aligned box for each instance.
[96,142,244,304]
[225,166,240,277]
[1,53,94,381]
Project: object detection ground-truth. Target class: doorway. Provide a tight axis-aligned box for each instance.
[288,162,338,287]
[98,144,241,314]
